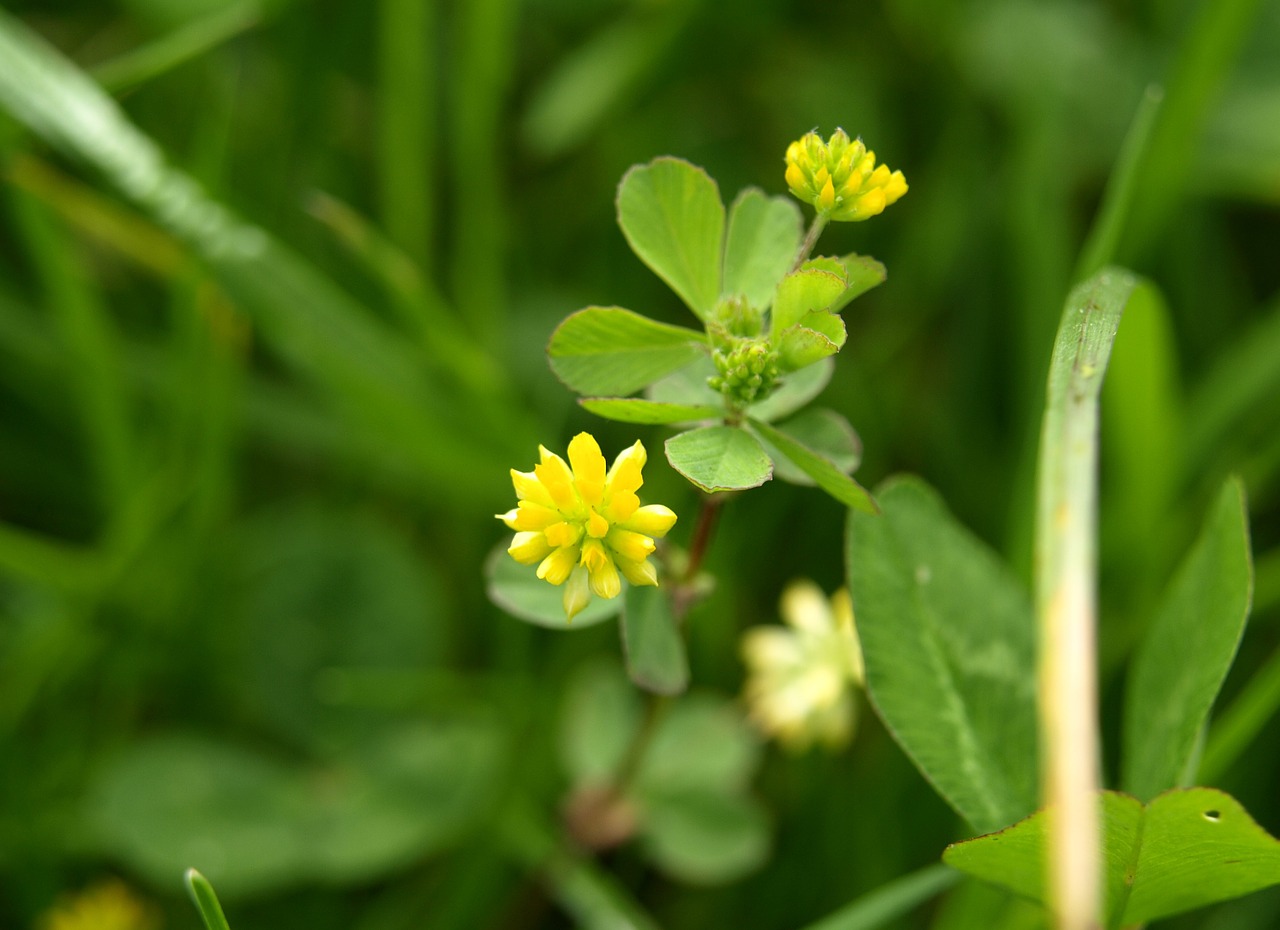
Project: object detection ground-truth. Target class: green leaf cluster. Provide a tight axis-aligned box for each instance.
[547,157,883,511]
[559,661,769,885]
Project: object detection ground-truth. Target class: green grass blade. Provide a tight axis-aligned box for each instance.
[6,188,134,511]
[1122,0,1270,258]
[91,1,262,94]
[377,0,437,263]
[1200,638,1280,784]
[798,865,959,930]
[185,869,232,930]
[1035,267,1138,927]
[1075,85,1163,280]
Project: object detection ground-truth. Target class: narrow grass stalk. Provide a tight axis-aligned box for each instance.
[1035,269,1136,929]
[798,864,959,930]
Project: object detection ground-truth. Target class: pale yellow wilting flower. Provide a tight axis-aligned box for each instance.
[497,433,677,621]
[38,879,158,930]
[741,580,865,751]
[785,128,907,221]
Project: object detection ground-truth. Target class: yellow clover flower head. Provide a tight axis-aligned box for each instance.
[741,580,865,752]
[784,128,908,221]
[498,433,677,621]
[39,879,158,930]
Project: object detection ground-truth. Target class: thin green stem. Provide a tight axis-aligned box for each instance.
[1200,642,1280,784]
[793,214,829,270]
[1035,269,1136,930]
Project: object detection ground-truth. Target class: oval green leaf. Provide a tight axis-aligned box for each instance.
[722,188,802,310]
[846,478,1037,833]
[617,157,724,320]
[664,425,772,493]
[620,583,689,695]
[770,268,847,336]
[580,397,721,425]
[547,306,707,397]
[944,788,1280,928]
[486,546,621,629]
[1122,476,1253,800]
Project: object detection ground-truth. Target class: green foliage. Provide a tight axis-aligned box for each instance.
[944,788,1280,928]
[559,663,768,885]
[847,478,1038,834]
[722,189,803,310]
[89,725,504,897]
[486,546,623,629]
[546,307,708,398]
[620,584,689,695]
[1122,477,1254,800]
[664,425,773,493]
[186,869,233,930]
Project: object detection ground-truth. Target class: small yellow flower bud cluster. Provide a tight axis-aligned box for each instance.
[785,129,907,221]
[708,339,780,407]
[498,433,677,621]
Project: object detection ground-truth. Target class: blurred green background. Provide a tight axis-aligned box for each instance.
[1,0,1279,927]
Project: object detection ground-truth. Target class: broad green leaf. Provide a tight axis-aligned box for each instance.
[798,309,847,348]
[559,660,644,784]
[185,870,232,930]
[1122,477,1253,800]
[846,478,1038,833]
[617,157,724,320]
[944,788,1280,928]
[776,325,839,372]
[832,253,887,310]
[770,268,847,336]
[757,408,861,486]
[620,584,688,695]
[580,397,720,425]
[646,355,722,407]
[722,188,802,309]
[547,306,707,396]
[796,254,886,315]
[639,790,770,885]
[634,694,760,795]
[664,425,772,493]
[747,357,834,422]
[751,419,875,513]
[88,725,503,897]
[485,547,622,630]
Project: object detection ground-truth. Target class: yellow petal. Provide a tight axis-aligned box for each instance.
[605,440,647,494]
[508,531,552,565]
[508,501,558,531]
[818,177,836,212]
[588,556,621,599]
[883,170,908,205]
[563,566,592,621]
[580,538,610,573]
[511,468,553,507]
[534,447,578,510]
[851,187,886,220]
[619,504,677,538]
[615,555,658,587]
[785,162,807,195]
[496,509,520,529]
[544,521,583,548]
[607,527,656,562]
[537,546,578,585]
[868,163,891,188]
[568,432,606,505]
[586,509,610,538]
[781,579,832,634]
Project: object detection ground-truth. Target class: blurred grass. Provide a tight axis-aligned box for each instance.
[0,0,1278,928]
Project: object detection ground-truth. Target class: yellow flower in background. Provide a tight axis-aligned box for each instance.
[498,433,677,621]
[38,879,158,930]
[741,580,865,752]
[785,128,907,221]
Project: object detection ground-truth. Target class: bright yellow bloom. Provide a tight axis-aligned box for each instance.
[785,128,907,221]
[39,880,158,930]
[741,580,865,752]
[498,433,677,621]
